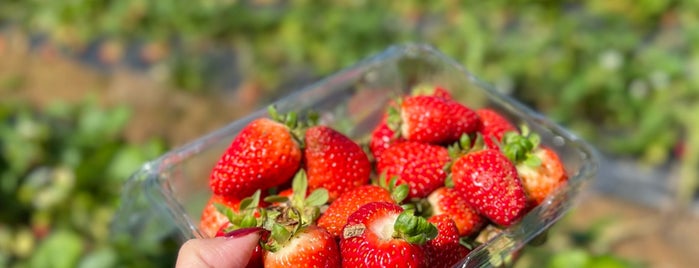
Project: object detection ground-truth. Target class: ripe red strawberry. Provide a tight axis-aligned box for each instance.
[304,125,371,201]
[392,95,481,145]
[423,215,471,268]
[340,202,437,268]
[377,141,451,198]
[263,225,341,268]
[209,117,302,199]
[259,172,338,267]
[517,147,568,205]
[369,116,404,163]
[427,187,485,236]
[477,108,517,149]
[317,184,407,237]
[199,194,240,237]
[451,149,528,226]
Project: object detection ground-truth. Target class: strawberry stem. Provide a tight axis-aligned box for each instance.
[501,124,542,166]
[393,210,437,245]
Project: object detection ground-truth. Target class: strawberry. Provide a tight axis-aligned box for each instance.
[389,95,481,145]
[423,215,471,268]
[260,172,340,267]
[263,225,340,268]
[477,108,517,149]
[426,187,485,236]
[210,190,267,235]
[516,147,568,205]
[340,202,437,268]
[370,87,450,162]
[499,127,567,205]
[199,194,240,237]
[451,148,528,226]
[209,112,302,199]
[317,182,408,237]
[377,141,451,198]
[304,125,371,201]
[369,116,404,163]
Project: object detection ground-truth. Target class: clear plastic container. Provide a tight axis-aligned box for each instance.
[113,44,598,268]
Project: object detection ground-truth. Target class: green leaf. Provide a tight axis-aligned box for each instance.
[304,188,328,207]
[78,247,117,268]
[240,214,258,228]
[240,190,261,211]
[30,230,84,268]
[271,223,292,244]
[291,170,308,206]
[214,203,238,224]
[263,195,289,204]
[393,210,437,245]
[391,184,409,204]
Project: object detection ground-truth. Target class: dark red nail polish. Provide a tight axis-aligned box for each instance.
[218,227,264,238]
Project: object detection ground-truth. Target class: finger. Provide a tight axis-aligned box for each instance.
[176,232,260,268]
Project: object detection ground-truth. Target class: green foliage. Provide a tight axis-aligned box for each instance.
[516,216,643,268]
[4,1,697,168]
[0,98,175,267]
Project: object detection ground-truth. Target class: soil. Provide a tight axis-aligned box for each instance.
[2,31,698,267]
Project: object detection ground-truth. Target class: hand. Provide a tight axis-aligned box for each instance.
[176,228,261,268]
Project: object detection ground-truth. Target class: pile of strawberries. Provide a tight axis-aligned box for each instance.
[199,86,568,268]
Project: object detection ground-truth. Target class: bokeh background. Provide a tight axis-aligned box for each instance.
[1,1,698,267]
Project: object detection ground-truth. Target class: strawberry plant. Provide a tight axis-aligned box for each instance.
[0,97,175,267]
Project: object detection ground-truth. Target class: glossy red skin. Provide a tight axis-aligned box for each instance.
[400,95,481,145]
[369,118,404,163]
[317,185,394,237]
[340,202,427,268]
[263,225,341,268]
[377,141,451,199]
[452,149,528,227]
[304,126,371,201]
[424,215,471,268]
[199,194,240,238]
[518,147,568,205]
[209,118,301,199]
[427,187,485,236]
[477,108,517,149]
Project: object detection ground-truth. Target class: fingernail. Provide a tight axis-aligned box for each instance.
[218,227,264,238]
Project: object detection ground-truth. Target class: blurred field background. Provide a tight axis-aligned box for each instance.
[1,1,698,267]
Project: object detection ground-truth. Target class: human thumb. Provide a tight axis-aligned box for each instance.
[176,228,261,268]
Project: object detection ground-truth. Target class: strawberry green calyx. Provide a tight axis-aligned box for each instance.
[393,210,438,245]
[260,170,329,252]
[376,173,410,204]
[385,101,403,138]
[501,125,542,167]
[215,189,263,231]
[267,105,319,149]
[444,133,485,187]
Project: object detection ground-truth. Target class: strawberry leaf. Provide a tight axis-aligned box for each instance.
[240,190,261,211]
[393,210,437,245]
[263,195,289,204]
[304,188,329,207]
[386,105,402,134]
[240,214,258,228]
[271,223,291,248]
[291,170,308,206]
[524,154,542,167]
[214,202,237,223]
[391,184,409,204]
